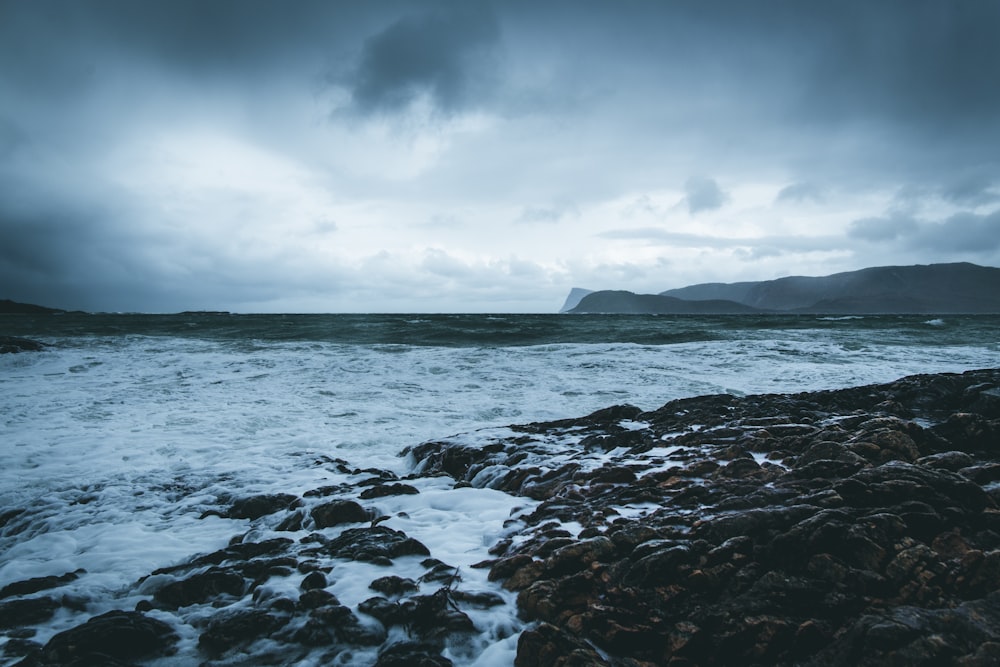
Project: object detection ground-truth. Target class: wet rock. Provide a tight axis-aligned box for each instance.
[360,483,420,499]
[314,604,387,645]
[0,597,59,629]
[358,596,404,626]
[298,589,340,609]
[25,610,177,666]
[374,641,454,667]
[369,575,419,597]
[451,590,505,607]
[515,622,609,667]
[0,337,45,354]
[300,571,327,591]
[305,525,430,563]
[310,499,369,528]
[399,588,476,639]
[153,567,246,609]
[227,493,300,520]
[400,369,1000,666]
[199,608,288,654]
[0,571,83,600]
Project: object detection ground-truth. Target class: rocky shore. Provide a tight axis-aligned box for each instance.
[2,368,999,666]
[411,367,1000,666]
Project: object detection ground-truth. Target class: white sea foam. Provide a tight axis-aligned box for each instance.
[1,331,997,664]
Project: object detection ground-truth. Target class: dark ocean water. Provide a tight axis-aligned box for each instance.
[6,312,1000,348]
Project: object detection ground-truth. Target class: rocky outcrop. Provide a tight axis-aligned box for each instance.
[0,336,46,354]
[410,368,1000,665]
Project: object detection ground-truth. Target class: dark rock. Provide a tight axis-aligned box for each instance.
[360,483,420,499]
[515,622,609,667]
[369,575,419,597]
[310,604,386,645]
[310,499,370,528]
[298,589,340,609]
[0,571,82,600]
[451,590,506,607]
[0,597,59,629]
[306,526,430,563]
[28,610,177,665]
[153,567,245,609]
[0,336,46,354]
[275,510,305,531]
[300,571,327,591]
[199,608,288,654]
[374,641,454,667]
[159,537,293,572]
[227,493,300,520]
[399,588,477,639]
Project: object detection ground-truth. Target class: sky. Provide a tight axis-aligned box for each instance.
[2,0,999,313]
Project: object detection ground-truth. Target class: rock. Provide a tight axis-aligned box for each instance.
[152,567,245,609]
[27,610,177,665]
[399,588,476,639]
[199,608,288,654]
[0,571,82,600]
[0,337,46,354]
[374,641,454,667]
[227,493,300,520]
[306,526,430,563]
[310,499,370,528]
[0,597,59,629]
[298,588,340,609]
[300,571,327,591]
[310,604,386,645]
[369,575,419,597]
[360,483,420,499]
[515,622,609,667]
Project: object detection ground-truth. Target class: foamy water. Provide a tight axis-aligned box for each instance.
[1,315,998,664]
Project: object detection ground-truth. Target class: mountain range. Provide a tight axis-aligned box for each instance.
[563,263,1000,314]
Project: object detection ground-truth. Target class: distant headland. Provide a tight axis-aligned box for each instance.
[0,299,66,314]
[563,262,1000,314]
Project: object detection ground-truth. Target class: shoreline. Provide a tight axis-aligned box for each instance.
[3,368,1000,665]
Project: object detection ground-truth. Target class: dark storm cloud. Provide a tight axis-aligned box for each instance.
[684,177,728,215]
[347,3,500,114]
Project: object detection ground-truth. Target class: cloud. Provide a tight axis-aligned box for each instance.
[849,209,1000,254]
[515,203,578,225]
[776,182,825,205]
[683,177,728,214]
[940,174,1000,208]
[347,3,501,114]
[847,215,920,242]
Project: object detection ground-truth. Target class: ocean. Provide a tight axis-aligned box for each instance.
[1,313,998,665]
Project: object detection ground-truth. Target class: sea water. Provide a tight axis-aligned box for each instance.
[1,313,998,664]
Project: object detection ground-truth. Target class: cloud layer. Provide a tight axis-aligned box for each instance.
[1,0,999,312]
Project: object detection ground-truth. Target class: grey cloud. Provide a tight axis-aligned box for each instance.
[598,227,840,254]
[914,211,1000,254]
[684,177,728,214]
[348,3,500,114]
[847,216,920,242]
[516,203,578,225]
[776,183,825,205]
[940,174,1000,208]
[849,209,1000,254]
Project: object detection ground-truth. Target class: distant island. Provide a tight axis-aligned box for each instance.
[563,262,1000,314]
[0,299,66,314]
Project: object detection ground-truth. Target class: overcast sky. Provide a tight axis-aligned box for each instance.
[2,0,999,312]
